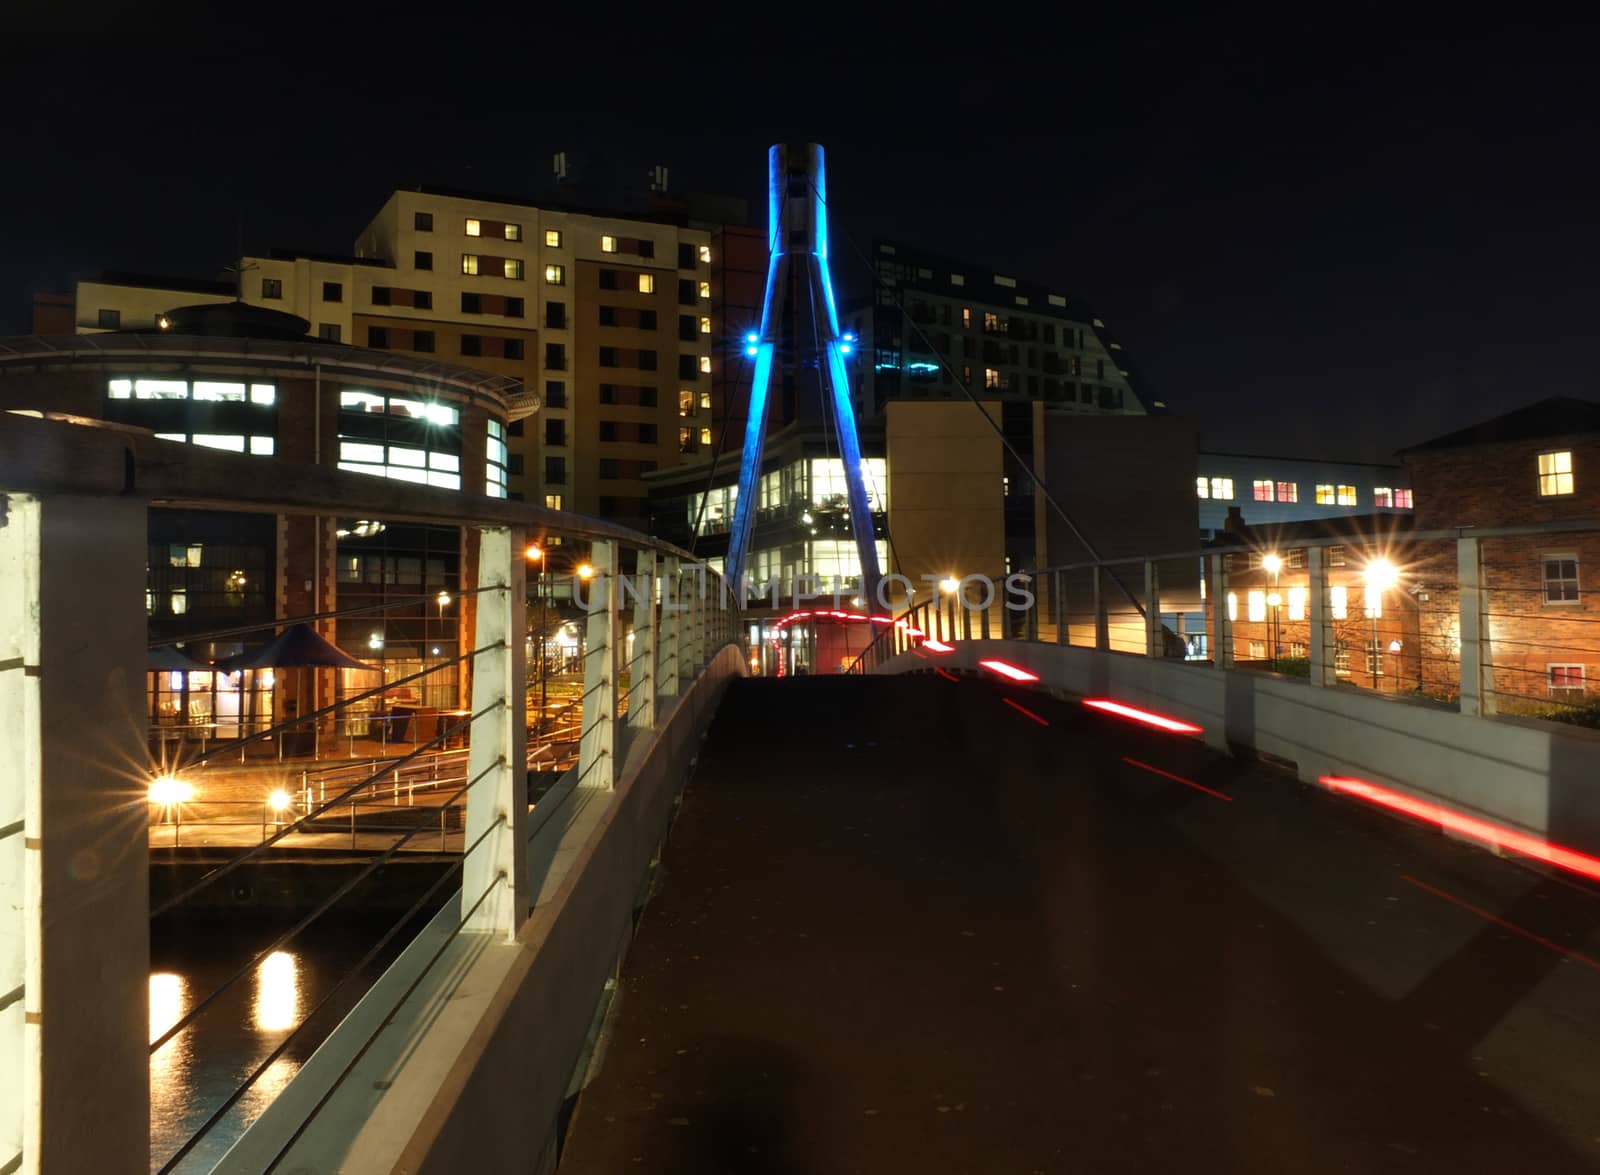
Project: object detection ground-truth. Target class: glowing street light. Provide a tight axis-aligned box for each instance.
[268,789,291,813]
[1262,553,1282,576]
[577,563,596,580]
[1364,559,1399,591]
[1364,558,1399,690]
[149,777,194,806]
[525,542,543,562]
[939,576,961,594]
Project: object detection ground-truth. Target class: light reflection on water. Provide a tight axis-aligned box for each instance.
[148,921,403,1175]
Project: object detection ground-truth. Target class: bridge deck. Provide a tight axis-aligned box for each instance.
[559,675,1600,1173]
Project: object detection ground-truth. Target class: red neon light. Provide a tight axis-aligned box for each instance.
[1322,776,1600,884]
[921,639,954,653]
[1401,874,1600,974]
[1002,697,1049,726]
[869,616,894,625]
[978,659,1039,683]
[1081,699,1202,735]
[934,667,960,683]
[1122,757,1232,802]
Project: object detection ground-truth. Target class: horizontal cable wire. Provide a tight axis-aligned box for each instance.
[152,700,502,918]
[261,866,508,1174]
[156,815,508,1175]
[149,583,509,649]
[147,765,492,1055]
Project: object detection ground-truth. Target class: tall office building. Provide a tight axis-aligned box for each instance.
[66,186,737,525]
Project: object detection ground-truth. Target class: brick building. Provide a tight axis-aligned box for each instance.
[1399,397,1600,713]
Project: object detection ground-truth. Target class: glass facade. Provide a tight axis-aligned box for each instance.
[105,377,277,454]
[337,390,462,489]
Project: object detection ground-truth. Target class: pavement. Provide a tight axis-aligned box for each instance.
[558,673,1600,1174]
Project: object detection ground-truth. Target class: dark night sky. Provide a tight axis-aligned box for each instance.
[5,18,1598,462]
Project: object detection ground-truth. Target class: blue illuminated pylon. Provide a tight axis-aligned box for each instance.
[725,143,882,608]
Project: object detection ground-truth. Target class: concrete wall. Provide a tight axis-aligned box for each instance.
[875,640,1600,859]
[885,399,1005,592]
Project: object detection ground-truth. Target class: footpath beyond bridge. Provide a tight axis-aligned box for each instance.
[560,674,1600,1174]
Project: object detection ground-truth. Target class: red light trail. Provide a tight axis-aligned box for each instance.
[978,659,1039,683]
[1002,697,1049,726]
[1081,699,1203,735]
[1400,874,1600,975]
[1121,757,1232,802]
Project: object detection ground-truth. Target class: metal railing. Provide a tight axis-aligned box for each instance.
[0,414,744,1174]
[848,518,1600,728]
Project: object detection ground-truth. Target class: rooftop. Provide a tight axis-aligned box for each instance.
[1401,396,1600,453]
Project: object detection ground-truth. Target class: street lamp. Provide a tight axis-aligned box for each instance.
[1364,559,1398,689]
[939,576,960,594]
[1262,553,1282,665]
[577,563,595,580]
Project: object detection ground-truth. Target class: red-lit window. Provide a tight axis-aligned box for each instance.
[1549,664,1585,696]
[1252,479,1274,502]
[1394,488,1414,509]
[1276,481,1297,503]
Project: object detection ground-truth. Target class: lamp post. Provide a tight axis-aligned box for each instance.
[1364,558,1398,691]
[1262,554,1282,668]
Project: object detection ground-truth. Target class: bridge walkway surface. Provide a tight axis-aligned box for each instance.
[558,674,1600,1174]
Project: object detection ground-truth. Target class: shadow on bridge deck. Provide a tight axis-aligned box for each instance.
[559,674,1600,1174]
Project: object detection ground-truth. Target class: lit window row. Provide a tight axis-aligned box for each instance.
[109,379,276,404]
[465,219,521,241]
[1251,480,1299,503]
[1196,477,1235,500]
[339,390,459,426]
[462,255,523,279]
[337,440,461,490]
[153,433,275,455]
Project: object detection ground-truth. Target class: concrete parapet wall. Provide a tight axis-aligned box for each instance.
[876,640,1600,859]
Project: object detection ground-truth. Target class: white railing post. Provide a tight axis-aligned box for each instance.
[658,556,681,701]
[629,552,657,731]
[676,566,695,683]
[1145,560,1162,658]
[1458,537,1495,716]
[1308,546,1331,686]
[1054,570,1067,645]
[577,542,618,791]
[463,526,528,939]
[1208,553,1233,668]
[1,493,149,1173]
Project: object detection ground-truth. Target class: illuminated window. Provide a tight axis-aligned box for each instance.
[1253,479,1274,502]
[1334,644,1351,674]
[1549,663,1586,696]
[1330,585,1348,620]
[1196,477,1210,499]
[486,419,509,498]
[1328,545,1346,566]
[699,390,711,410]
[602,235,618,253]
[1276,481,1297,503]
[466,218,482,237]
[169,589,187,616]
[1291,641,1307,658]
[983,312,1000,332]
[1210,477,1234,500]
[1287,587,1306,621]
[1373,487,1394,507]
[1288,549,1305,568]
[679,426,697,452]
[504,223,521,241]
[1226,592,1238,622]
[1363,585,1382,619]
[545,229,562,247]
[249,437,275,455]
[192,381,247,402]
[699,426,711,446]
[169,543,202,568]
[962,307,972,328]
[699,355,712,374]
[1337,485,1357,505]
[462,254,480,276]
[699,316,712,334]
[1248,640,1266,659]
[545,494,563,510]
[1395,488,1413,509]
[698,244,711,263]
[638,273,655,294]
[544,264,565,286]
[504,259,523,280]
[698,280,711,299]
[1543,554,1580,604]
[984,368,1001,388]
[1315,484,1335,504]
[678,389,695,416]
[1247,590,1266,622]
[1539,450,1574,496]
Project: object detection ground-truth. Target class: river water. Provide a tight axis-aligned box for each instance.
[148,915,420,1174]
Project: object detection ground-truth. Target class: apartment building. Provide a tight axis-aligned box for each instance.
[66,187,723,526]
[1195,452,1414,535]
